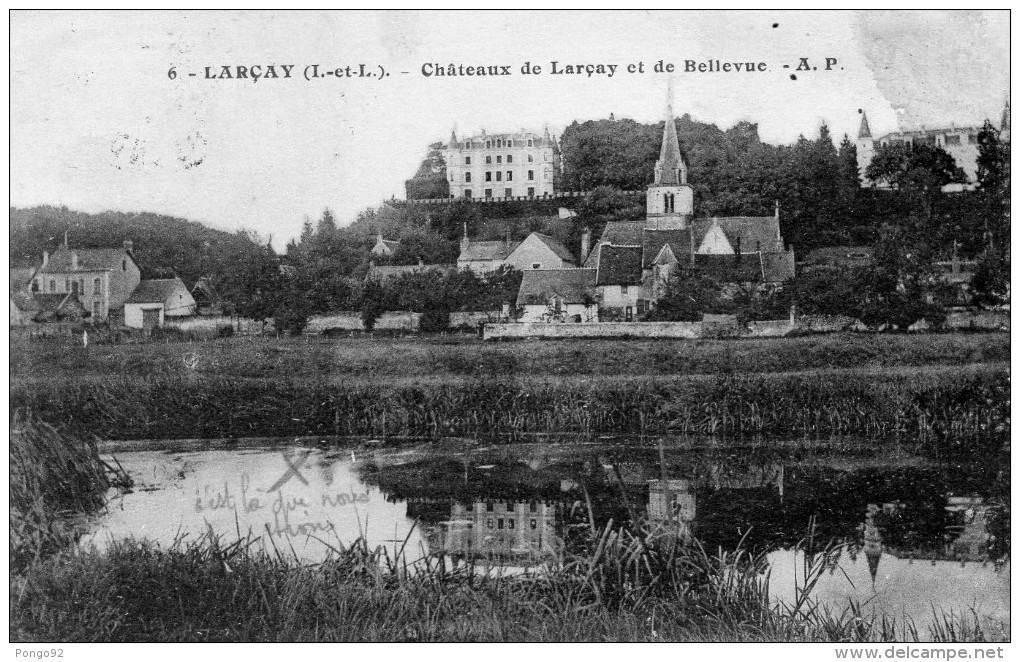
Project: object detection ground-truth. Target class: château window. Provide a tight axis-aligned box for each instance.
[528,170,534,180]
[506,171,512,181]
[508,519,515,529]
[486,502,494,512]
[621,285,629,294]
[496,155,502,164]
[485,189,492,198]
[968,134,978,144]
[465,172,471,182]
[486,141,491,148]
[528,155,533,163]
[944,135,960,145]
[464,189,472,199]
[530,519,537,529]
[486,155,491,164]
[527,139,533,147]
[93,278,101,294]
[465,156,471,164]
[49,279,55,292]
[507,155,513,164]
[497,519,505,529]
[496,172,502,181]
[485,172,492,182]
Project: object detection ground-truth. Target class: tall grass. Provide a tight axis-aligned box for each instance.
[9,411,132,571]
[11,522,1005,642]
[10,367,1009,455]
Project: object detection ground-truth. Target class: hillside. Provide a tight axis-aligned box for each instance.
[9,206,267,286]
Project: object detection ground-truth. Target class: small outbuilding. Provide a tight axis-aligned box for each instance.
[124,278,196,329]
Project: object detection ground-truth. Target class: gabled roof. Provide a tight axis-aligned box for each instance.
[34,292,85,314]
[642,229,692,268]
[596,245,643,286]
[691,216,782,254]
[529,233,576,264]
[126,278,187,304]
[583,221,645,268]
[459,240,520,262]
[39,247,137,274]
[516,269,596,306]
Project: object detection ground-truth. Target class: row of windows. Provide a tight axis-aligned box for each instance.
[462,187,537,199]
[35,277,103,295]
[879,133,977,148]
[473,501,542,513]
[463,138,535,149]
[463,154,536,165]
[462,170,535,183]
[485,518,541,530]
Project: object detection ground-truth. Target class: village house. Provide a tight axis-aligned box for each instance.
[515,268,598,323]
[458,226,576,273]
[579,92,795,320]
[124,277,197,330]
[371,233,400,257]
[30,238,141,323]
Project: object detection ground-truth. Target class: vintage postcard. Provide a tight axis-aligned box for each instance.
[8,9,1010,653]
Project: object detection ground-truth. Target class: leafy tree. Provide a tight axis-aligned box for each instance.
[360,279,386,332]
[976,120,1010,194]
[644,272,731,321]
[405,142,450,200]
[969,247,1010,309]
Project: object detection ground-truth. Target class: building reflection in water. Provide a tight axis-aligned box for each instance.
[423,499,561,561]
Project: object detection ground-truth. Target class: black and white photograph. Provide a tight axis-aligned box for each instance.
[8,9,1011,651]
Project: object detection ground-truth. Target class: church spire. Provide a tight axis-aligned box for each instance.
[858,111,872,139]
[654,81,685,186]
[449,127,459,148]
[1001,97,1010,132]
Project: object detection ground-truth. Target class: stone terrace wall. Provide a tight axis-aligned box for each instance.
[484,320,796,340]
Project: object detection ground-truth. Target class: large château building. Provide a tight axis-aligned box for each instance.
[443,128,559,200]
[855,99,1011,189]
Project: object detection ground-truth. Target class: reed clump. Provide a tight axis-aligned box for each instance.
[10,523,1006,642]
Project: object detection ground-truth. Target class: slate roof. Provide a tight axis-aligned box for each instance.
[126,278,187,304]
[642,229,693,268]
[366,264,456,283]
[516,269,597,306]
[377,238,400,252]
[582,221,645,268]
[691,254,764,283]
[531,233,577,264]
[596,245,644,286]
[690,217,783,254]
[39,247,137,274]
[459,240,521,262]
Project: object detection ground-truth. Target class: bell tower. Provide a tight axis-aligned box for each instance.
[646,81,694,229]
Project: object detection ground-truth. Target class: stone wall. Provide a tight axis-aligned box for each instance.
[483,319,796,340]
[306,311,421,333]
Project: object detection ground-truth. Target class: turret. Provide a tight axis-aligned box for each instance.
[856,111,876,186]
[1001,97,1010,139]
[449,128,459,149]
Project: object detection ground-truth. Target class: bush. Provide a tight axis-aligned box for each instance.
[419,307,450,333]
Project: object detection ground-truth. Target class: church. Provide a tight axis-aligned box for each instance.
[579,91,796,321]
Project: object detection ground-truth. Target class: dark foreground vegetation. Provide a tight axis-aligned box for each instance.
[9,418,1005,643]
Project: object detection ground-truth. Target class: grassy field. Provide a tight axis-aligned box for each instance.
[10,333,1010,383]
[9,334,1010,452]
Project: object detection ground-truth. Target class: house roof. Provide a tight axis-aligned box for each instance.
[642,229,693,268]
[366,263,456,282]
[529,233,577,264]
[691,216,782,253]
[381,239,400,252]
[691,254,764,283]
[38,247,136,274]
[596,245,644,286]
[126,278,187,304]
[517,269,596,306]
[583,221,645,268]
[34,293,85,314]
[459,240,520,262]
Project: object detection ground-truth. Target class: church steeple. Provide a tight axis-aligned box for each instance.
[449,127,459,149]
[654,82,686,186]
[1001,97,1010,132]
[858,111,872,139]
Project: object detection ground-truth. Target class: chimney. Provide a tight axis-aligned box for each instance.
[124,239,134,253]
[70,251,78,270]
[42,250,49,267]
[734,236,741,262]
[580,227,591,264]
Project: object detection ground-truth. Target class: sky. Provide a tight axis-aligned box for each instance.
[10,10,1009,249]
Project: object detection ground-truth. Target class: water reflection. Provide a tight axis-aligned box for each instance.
[86,441,1009,629]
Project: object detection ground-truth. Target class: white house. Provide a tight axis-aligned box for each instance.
[458,226,577,273]
[124,278,196,329]
[515,268,598,323]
